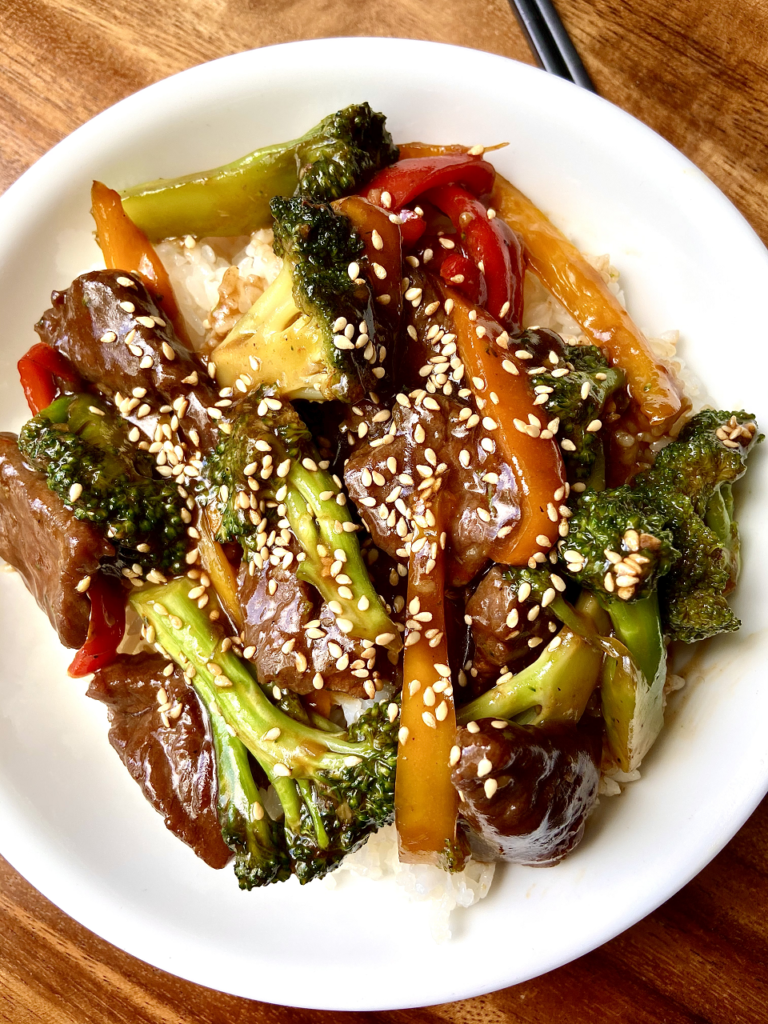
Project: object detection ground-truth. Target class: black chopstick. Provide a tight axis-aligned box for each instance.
[507,0,597,92]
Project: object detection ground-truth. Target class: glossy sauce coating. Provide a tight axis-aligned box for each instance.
[452,718,601,865]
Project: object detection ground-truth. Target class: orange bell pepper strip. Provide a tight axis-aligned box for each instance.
[395,495,464,868]
[489,174,684,433]
[436,281,567,566]
[90,181,191,348]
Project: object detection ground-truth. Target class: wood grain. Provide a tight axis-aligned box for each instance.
[2,1,768,1021]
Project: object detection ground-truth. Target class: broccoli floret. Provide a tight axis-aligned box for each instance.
[559,486,677,684]
[131,578,399,885]
[519,331,625,485]
[212,197,383,402]
[202,391,399,649]
[121,103,399,240]
[457,589,606,726]
[634,410,760,642]
[18,394,187,574]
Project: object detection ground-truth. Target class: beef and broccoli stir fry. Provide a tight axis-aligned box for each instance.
[0,103,759,888]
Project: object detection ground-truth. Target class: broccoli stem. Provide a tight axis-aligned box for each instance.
[121,103,397,239]
[282,463,397,646]
[457,627,603,726]
[131,576,398,883]
[600,634,666,773]
[121,141,321,240]
[704,483,740,584]
[210,713,291,887]
[131,578,377,769]
[604,591,665,688]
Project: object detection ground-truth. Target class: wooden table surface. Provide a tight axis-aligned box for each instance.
[2,2,768,1021]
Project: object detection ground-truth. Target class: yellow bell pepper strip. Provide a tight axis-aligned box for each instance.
[197,509,244,631]
[436,281,567,566]
[489,174,684,433]
[90,181,191,348]
[395,495,464,868]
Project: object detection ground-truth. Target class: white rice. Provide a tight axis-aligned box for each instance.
[156,230,281,351]
[324,825,495,944]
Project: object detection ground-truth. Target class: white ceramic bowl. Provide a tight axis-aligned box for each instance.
[1,38,767,1011]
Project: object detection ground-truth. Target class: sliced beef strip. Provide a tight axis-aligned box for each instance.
[465,565,560,688]
[0,432,113,648]
[36,270,220,454]
[452,718,602,866]
[238,538,396,697]
[344,394,521,587]
[87,652,230,869]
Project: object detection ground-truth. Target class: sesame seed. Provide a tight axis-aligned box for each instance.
[273,763,291,778]
[422,712,437,729]
[586,419,603,433]
[484,778,498,799]
[477,757,493,778]
[68,482,83,502]
[348,262,360,280]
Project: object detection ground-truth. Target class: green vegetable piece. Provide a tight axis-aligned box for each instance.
[559,485,677,686]
[600,630,665,773]
[121,103,399,240]
[213,197,383,401]
[211,712,291,888]
[457,630,602,727]
[18,393,187,573]
[202,391,399,648]
[635,409,761,642]
[519,331,625,484]
[131,577,399,884]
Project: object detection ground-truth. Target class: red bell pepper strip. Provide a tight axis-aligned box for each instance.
[91,181,191,348]
[17,343,80,415]
[68,574,126,678]
[439,251,483,304]
[361,154,496,212]
[426,184,524,333]
[396,207,427,245]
